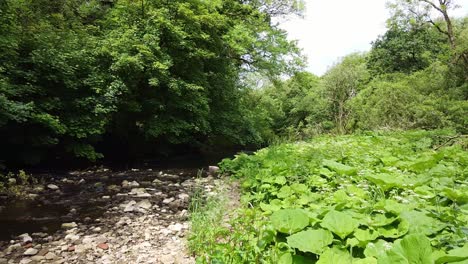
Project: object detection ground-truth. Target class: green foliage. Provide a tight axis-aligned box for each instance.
[271,209,309,234]
[0,0,304,165]
[213,131,468,262]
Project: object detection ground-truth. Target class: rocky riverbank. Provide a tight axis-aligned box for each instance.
[0,168,224,263]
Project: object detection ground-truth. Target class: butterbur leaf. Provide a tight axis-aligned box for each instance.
[275,176,287,185]
[377,220,409,238]
[370,213,399,227]
[378,234,433,264]
[435,244,468,264]
[400,211,445,236]
[278,253,293,264]
[271,209,309,234]
[364,239,393,258]
[317,247,353,264]
[260,199,282,212]
[286,229,333,254]
[323,160,357,175]
[354,228,379,243]
[277,186,293,198]
[354,258,378,264]
[320,210,359,239]
[365,173,405,191]
[291,183,308,193]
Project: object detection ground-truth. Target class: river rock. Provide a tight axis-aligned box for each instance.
[47,184,59,190]
[177,193,189,201]
[32,232,48,238]
[208,166,220,175]
[27,194,38,199]
[107,185,120,192]
[64,234,80,242]
[0,258,7,264]
[61,222,77,229]
[30,256,45,261]
[45,252,57,260]
[130,188,146,194]
[23,248,38,256]
[123,200,137,212]
[162,197,174,204]
[136,200,152,210]
[6,243,21,254]
[122,180,139,188]
[18,233,33,244]
[97,243,109,250]
[168,223,184,233]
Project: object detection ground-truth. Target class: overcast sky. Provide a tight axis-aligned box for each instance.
[278,0,468,76]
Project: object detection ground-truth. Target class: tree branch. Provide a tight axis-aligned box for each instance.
[420,0,443,13]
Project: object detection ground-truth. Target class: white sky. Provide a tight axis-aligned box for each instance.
[278,0,468,76]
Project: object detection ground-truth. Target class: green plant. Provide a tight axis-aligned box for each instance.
[209,130,468,263]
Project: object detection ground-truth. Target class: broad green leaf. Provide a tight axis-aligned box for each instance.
[271,209,309,234]
[354,228,379,243]
[400,211,445,235]
[291,183,309,194]
[286,229,333,254]
[370,213,399,227]
[317,247,353,264]
[260,199,282,212]
[354,258,378,264]
[443,187,468,204]
[378,234,433,264]
[278,253,293,264]
[320,210,359,239]
[275,176,287,185]
[435,244,468,264]
[364,240,393,258]
[380,156,399,166]
[377,220,409,238]
[365,173,405,191]
[323,160,357,176]
[278,186,294,198]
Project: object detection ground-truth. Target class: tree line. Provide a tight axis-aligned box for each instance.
[0,0,466,168]
[0,0,303,167]
[246,0,467,141]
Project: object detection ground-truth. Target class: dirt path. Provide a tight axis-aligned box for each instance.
[0,170,226,264]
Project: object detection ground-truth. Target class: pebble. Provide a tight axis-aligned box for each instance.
[45,252,57,260]
[18,234,32,245]
[162,198,174,204]
[30,256,45,261]
[97,243,109,250]
[136,200,152,210]
[61,222,77,229]
[23,248,38,256]
[47,184,59,190]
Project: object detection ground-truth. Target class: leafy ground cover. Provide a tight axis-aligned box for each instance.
[191,130,468,263]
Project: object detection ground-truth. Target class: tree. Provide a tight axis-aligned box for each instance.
[322,53,370,134]
[388,0,468,73]
[367,20,449,74]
